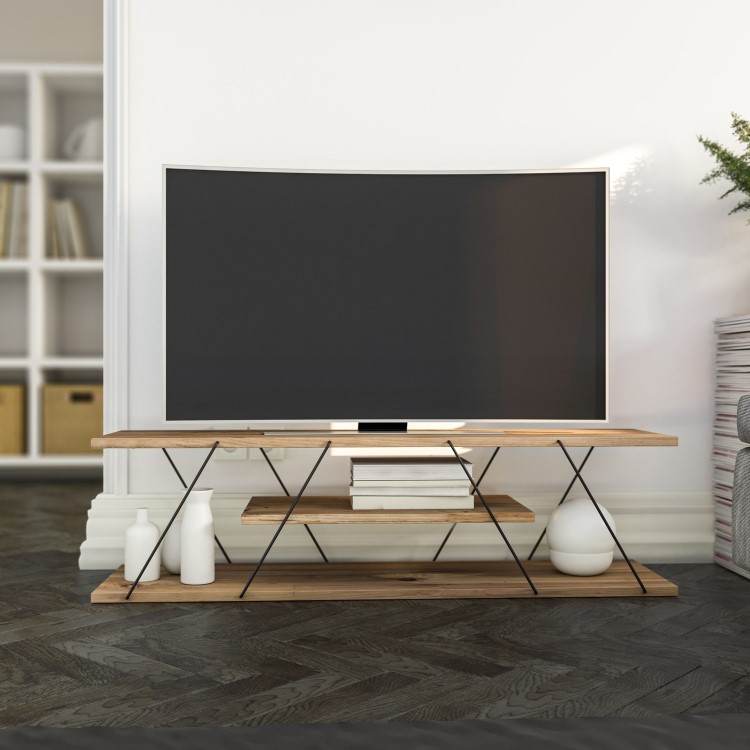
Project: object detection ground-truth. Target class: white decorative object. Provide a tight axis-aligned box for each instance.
[124,508,161,582]
[180,488,215,585]
[63,116,103,161]
[162,518,182,575]
[0,124,24,160]
[546,497,616,576]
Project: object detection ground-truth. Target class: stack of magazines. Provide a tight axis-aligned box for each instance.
[714,314,750,579]
[350,458,474,510]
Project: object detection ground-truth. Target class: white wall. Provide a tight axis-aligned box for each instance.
[83,0,750,566]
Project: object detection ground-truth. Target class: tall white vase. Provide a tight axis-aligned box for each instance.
[162,518,182,575]
[180,488,215,585]
[124,508,161,582]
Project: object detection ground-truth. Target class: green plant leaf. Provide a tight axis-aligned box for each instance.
[698,112,750,222]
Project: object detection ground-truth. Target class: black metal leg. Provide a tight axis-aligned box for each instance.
[432,524,456,561]
[528,446,594,560]
[303,524,328,563]
[433,446,501,561]
[557,440,647,594]
[126,442,219,600]
[258,446,291,496]
[259,447,328,563]
[240,442,331,599]
[447,441,538,595]
[162,448,232,564]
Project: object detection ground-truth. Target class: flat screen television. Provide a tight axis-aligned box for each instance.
[164,167,608,425]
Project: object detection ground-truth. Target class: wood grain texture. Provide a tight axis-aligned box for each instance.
[241,495,534,524]
[91,428,678,449]
[90,561,678,603]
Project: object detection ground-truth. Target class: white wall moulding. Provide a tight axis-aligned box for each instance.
[103,0,129,495]
[79,491,715,570]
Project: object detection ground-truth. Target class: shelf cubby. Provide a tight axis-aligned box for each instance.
[0,367,27,383]
[0,368,27,455]
[0,173,30,261]
[0,272,28,356]
[42,271,103,358]
[43,366,103,385]
[40,73,102,163]
[43,172,103,259]
[0,74,29,161]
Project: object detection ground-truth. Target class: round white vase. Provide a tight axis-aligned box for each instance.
[162,518,182,575]
[180,488,215,585]
[124,508,161,582]
[547,497,616,576]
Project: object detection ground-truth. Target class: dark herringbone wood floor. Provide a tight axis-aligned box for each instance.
[1,482,750,727]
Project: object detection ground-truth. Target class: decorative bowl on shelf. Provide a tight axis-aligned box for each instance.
[546,497,616,576]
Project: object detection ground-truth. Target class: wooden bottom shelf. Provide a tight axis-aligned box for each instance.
[91,560,677,603]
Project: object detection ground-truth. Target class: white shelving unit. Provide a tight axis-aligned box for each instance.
[0,63,102,471]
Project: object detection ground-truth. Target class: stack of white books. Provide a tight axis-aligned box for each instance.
[350,458,474,510]
[713,314,750,579]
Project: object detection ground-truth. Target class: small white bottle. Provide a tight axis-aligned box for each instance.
[181,488,215,585]
[124,508,161,582]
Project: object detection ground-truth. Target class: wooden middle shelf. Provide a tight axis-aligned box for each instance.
[241,495,534,524]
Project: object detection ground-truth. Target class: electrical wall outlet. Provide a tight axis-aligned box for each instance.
[249,447,285,461]
[215,446,248,461]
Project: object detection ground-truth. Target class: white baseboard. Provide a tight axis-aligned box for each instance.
[79,491,715,570]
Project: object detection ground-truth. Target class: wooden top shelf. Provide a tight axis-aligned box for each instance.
[92,428,678,450]
[241,495,533,524]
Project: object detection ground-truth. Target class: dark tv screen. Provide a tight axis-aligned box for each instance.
[165,168,607,422]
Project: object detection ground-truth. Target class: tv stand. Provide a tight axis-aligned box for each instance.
[89,428,679,603]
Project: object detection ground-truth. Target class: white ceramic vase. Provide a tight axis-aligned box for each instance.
[124,508,161,582]
[547,497,616,576]
[180,488,215,585]
[162,518,182,575]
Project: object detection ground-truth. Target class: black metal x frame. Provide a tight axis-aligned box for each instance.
[162,448,232,564]
[527,446,595,561]
[126,441,220,599]
[258,447,328,563]
[554,440,647,594]
[239,441,332,599]
[447,441,538,595]
[432,446,500,561]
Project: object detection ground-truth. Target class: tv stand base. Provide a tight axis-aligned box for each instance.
[91,561,678,603]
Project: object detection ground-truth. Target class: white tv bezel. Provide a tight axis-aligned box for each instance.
[162,165,609,426]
